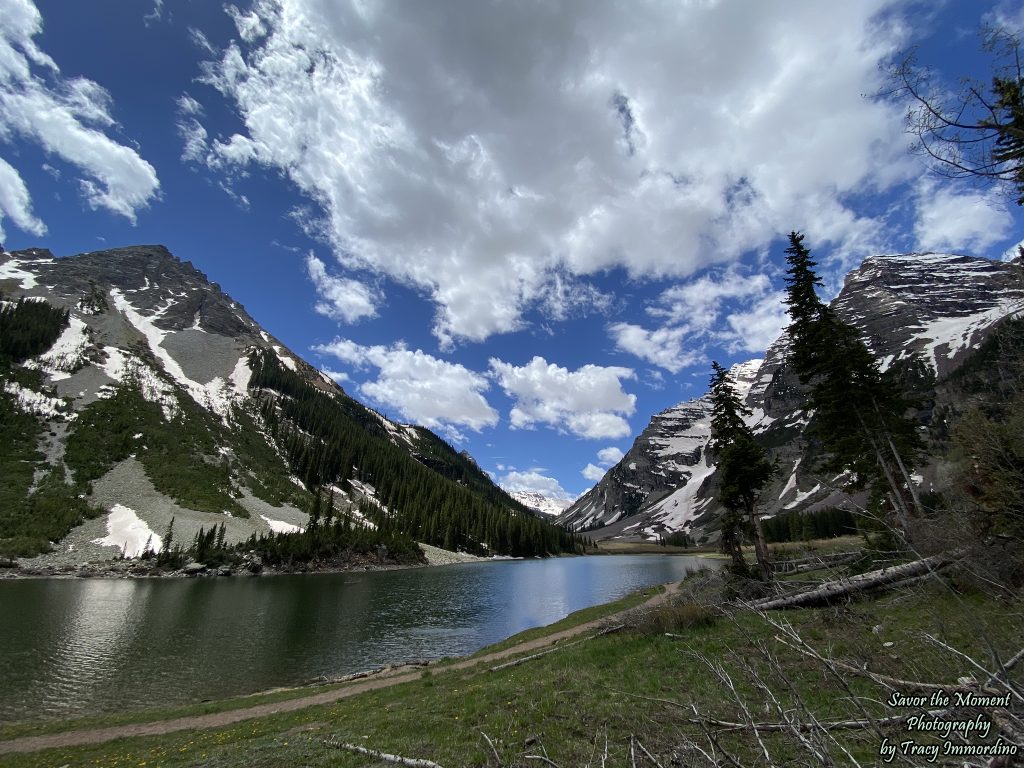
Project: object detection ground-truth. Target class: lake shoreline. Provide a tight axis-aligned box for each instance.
[0,542,525,580]
[0,546,726,581]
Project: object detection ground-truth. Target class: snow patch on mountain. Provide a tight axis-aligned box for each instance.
[92,504,162,557]
[0,255,46,288]
[272,345,297,371]
[912,298,1024,373]
[259,515,304,534]
[98,347,180,420]
[508,490,574,517]
[642,453,716,532]
[110,288,252,420]
[229,355,252,398]
[24,316,90,381]
[3,380,73,420]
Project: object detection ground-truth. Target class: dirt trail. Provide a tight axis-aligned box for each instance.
[0,581,680,755]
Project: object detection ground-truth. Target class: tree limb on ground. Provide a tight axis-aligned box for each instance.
[603,686,944,732]
[749,552,953,610]
[325,740,445,767]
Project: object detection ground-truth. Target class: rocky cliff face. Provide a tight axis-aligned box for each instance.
[557,360,760,537]
[556,252,1024,542]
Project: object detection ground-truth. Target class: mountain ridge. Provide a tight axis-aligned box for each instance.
[0,244,577,563]
[556,250,1024,542]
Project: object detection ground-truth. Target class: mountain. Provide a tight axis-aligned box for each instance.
[0,245,579,564]
[556,251,1024,542]
[508,490,575,517]
[557,359,760,536]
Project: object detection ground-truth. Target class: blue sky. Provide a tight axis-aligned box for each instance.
[2,0,1023,501]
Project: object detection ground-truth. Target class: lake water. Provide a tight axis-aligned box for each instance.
[0,554,716,722]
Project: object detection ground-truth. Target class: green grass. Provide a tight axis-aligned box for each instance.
[3,574,1020,768]
[0,684,349,743]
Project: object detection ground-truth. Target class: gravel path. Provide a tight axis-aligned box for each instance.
[0,581,680,755]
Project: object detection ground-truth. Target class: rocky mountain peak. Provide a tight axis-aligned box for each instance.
[3,243,573,566]
[557,250,1024,542]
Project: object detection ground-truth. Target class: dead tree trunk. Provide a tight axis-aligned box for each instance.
[749,552,952,610]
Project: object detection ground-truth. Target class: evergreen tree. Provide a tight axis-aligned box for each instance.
[782,232,924,539]
[708,361,774,579]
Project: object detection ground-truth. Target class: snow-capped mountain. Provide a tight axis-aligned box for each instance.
[557,359,761,535]
[508,490,575,517]
[0,245,551,562]
[557,251,1024,542]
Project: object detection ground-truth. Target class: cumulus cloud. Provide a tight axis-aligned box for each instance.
[500,470,572,500]
[192,0,912,345]
[489,356,636,439]
[0,156,45,239]
[610,266,789,369]
[0,0,159,235]
[914,179,1014,253]
[722,292,790,354]
[319,367,349,384]
[580,445,624,484]
[305,253,379,323]
[650,269,773,330]
[597,446,624,465]
[313,338,498,439]
[607,323,700,374]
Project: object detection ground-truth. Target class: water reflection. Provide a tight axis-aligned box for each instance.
[0,555,718,721]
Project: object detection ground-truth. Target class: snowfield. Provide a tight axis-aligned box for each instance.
[92,504,162,557]
[259,515,305,534]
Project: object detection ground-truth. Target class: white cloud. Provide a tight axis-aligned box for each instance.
[225,4,267,43]
[581,445,623,484]
[193,0,913,345]
[914,179,1014,253]
[0,156,45,239]
[305,253,379,323]
[608,322,701,374]
[0,0,159,232]
[721,291,789,354]
[143,0,164,27]
[489,356,636,439]
[177,94,204,116]
[597,446,624,466]
[500,470,572,500]
[313,338,498,439]
[611,266,791,368]
[650,269,773,329]
[188,27,217,56]
[177,118,209,163]
[319,367,349,384]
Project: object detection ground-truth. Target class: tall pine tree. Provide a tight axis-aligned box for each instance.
[782,231,923,540]
[708,361,774,579]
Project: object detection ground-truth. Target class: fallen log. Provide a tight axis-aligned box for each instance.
[771,552,861,573]
[750,552,952,610]
[325,740,445,767]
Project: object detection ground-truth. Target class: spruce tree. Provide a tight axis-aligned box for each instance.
[708,361,774,579]
[782,232,923,539]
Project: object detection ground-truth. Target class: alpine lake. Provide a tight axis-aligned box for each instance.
[0,554,718,722]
